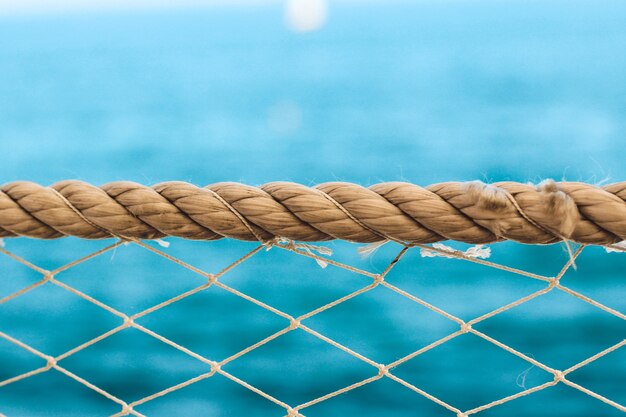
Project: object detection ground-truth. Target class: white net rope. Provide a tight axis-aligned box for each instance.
[0,237,624,417]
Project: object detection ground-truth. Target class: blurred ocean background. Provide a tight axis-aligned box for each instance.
[0,0,625,416]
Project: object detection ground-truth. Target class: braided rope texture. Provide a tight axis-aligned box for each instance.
[1,180,625,245]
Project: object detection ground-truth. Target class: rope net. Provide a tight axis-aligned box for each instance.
[0,235,624,416]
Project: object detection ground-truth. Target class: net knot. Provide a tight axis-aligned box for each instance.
[120,404,132,415]
[43,272,53,282]
[209,361,221,374]
[207,274,218,284]
[123,316,134,327]
[373,274,385,285]
[457,413,469,417]
[553,370,565,382]
[286,407,300,417]
[45,356,56,369]
[289,318,301,330]
[548,278,559,289]
[275,238,332,268]
[377,364,389,377]
[460,323,472,333]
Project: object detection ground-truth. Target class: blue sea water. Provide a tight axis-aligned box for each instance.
[0,1,625,416]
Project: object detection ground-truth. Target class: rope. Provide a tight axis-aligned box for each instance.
[1,179,625,245]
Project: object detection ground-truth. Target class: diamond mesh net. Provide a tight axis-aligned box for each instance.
[0,237,624,417]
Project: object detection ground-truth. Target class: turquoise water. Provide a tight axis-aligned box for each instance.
[1,1,625,416]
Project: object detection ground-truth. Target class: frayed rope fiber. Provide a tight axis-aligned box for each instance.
[0,179,625,245]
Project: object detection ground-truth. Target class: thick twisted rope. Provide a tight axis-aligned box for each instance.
[0,180,625,245]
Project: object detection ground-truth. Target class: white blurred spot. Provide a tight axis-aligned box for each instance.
[267,100,302,135]
[0,238,5,248]
[284,0,328,32]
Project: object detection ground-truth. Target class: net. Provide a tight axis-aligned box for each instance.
[0,236,624,417]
